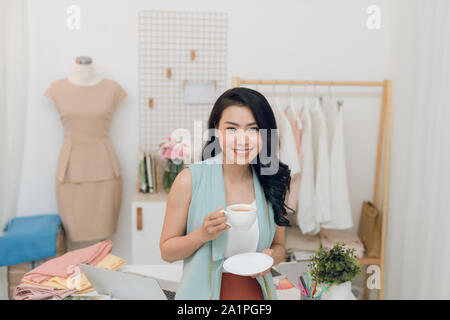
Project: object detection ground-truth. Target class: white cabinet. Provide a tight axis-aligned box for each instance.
[131,189,182,265]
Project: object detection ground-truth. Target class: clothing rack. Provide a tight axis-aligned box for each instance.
[232,77,392,300]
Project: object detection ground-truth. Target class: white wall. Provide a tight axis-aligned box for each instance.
[17,0,395,267]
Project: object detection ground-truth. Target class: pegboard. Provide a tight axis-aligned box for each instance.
[138,10,228,152]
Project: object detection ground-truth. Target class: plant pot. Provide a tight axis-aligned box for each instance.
[320,281,356,300]
[162,159,184,193]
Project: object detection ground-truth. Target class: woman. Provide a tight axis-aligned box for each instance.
[160,87,294,300]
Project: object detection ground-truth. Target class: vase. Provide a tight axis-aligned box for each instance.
[163,159,184,193]
[320,281,356,300]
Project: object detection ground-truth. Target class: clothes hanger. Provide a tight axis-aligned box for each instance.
[319,81,324,107]
[320,80,333,110]
[288,82,292,107]
[310,81,326,116]
[272,83,278,108]
[263,82,275,117]
[302,80,309,112]
[312,81,321,112]
[337,99,344,112]
[326,80,343,112]
[288,81,296,113]
[328,81,333,100]
[269,83,280,114]
[287,83,296,114]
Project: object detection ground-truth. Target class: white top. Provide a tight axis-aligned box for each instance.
[320,97,353,229]
[310,97,332,225]
[223,200,259,272]
[296,98,319,234]
[269,97,301,176]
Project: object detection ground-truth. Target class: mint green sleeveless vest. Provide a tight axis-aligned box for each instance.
[175,152,278,300]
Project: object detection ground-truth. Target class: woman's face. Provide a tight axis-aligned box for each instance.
[216,105,262,165]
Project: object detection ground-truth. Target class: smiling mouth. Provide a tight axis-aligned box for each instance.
[233,148,253,155]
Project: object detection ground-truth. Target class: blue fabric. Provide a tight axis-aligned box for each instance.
[0,214,61,266]
[175,152,278,300]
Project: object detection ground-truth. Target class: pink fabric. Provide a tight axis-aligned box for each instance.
[13,283,77,300]
[319,229,365,258]
[21,240,112,283]
[283,108,303,165]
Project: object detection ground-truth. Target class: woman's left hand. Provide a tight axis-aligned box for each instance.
[250,248,274,278]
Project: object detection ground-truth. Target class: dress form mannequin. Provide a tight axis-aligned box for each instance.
[66,57,108,251]
[46,58,126,250]
[67,56,104,86]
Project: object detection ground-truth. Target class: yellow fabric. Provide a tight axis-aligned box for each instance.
[94,253,126,270]
[21,254,126,294]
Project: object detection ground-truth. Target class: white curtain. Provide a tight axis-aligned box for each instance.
[0,0,28,235]
[386,0,450,299]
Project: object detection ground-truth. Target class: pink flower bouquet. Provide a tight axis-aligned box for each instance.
[158,136,190,192]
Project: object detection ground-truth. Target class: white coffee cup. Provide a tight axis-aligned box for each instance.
[220,204,257,231]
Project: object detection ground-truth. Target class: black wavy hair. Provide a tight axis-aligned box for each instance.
[201,87,294,227]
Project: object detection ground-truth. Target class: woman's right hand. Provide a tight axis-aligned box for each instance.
[199,206,231,242]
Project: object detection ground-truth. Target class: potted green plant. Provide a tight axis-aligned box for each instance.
[308,242,362,300]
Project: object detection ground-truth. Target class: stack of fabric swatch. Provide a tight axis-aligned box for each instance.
[13,240,126,300]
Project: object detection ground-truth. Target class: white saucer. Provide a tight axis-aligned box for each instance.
[223,252,274,276]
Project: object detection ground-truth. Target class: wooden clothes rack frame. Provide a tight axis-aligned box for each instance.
[232,77,392,300]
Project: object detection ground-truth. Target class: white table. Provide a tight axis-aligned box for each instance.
[72,263,302,300]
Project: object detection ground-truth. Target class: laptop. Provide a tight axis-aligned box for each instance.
[78,264,171,300]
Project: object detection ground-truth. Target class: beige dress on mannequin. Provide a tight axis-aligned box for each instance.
[45,78,126,242]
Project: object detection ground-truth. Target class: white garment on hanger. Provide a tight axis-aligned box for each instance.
[296,98,319,234]
[320,97,353,229]
[310,97,332,225]
[268,97,301,176]
[284,97,303,215]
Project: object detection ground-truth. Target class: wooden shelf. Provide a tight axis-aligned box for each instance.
[358,256,380,265]
[134,183,168,202]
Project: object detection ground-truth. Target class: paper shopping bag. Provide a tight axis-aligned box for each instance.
[357,201,381,257]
